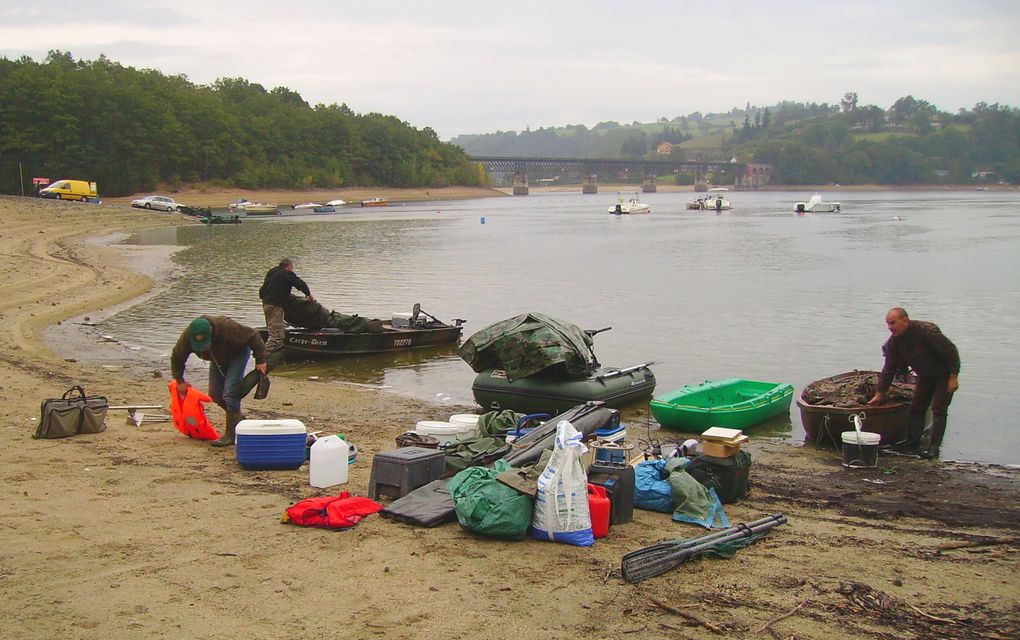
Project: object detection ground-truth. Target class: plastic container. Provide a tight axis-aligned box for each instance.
[368,447,446,500]
[587,483,611,539]
[235,419,307,471]
[587,461,636,525]
[448,414,481,439]
[414,421,463,446]
[841,431,881,468]
[309,435,350,487]
[581,425,628,467]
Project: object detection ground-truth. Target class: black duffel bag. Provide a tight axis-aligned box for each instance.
[685,451,752,504]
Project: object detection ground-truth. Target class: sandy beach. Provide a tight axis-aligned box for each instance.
[0,194,1017,640]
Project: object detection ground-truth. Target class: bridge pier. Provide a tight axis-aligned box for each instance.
[642,174,657,193]
[512,172,529,196]
[582,173,598,194]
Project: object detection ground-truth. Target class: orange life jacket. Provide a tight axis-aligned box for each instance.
[168,380,220,440]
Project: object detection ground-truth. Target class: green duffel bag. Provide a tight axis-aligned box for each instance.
[36,386,108,439]
[685,451,752,504]
[448,460,533,539]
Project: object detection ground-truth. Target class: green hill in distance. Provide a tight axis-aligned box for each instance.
[451,95,1020,186]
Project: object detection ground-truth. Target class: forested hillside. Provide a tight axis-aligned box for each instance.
[453,96,1020,185]
[0,52,484,196]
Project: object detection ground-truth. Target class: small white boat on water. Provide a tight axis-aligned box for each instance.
[326,199,346,206]
[687,194,732,210]
[292,202,323,210]
[239,202,281,215]
[794,194,841,213]
[608,193,651,214]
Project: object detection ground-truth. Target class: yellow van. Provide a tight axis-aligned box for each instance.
[39,179,98,201]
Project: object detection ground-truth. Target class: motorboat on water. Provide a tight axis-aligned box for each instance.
[240,203,281,215]
[326,199,347,206]
[687,194,732,210]
[608,193,651,214]
[292,202,323,210]
[227,199,280,215]
[795,194,841,213]
[361,197,389,207]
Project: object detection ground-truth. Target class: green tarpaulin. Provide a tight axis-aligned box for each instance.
[458,313,595,380]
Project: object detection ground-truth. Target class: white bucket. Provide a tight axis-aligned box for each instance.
[841,431,881,468]
[415,420,463,446]
[448,414,481,439]
[309,435,350,488]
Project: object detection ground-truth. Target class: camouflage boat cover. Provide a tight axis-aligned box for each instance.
[458,313,594,380]
[283,295,384,333]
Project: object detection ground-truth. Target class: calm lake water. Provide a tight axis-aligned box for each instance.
[104,189,1020,465]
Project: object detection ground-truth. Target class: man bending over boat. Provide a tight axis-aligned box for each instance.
[868,307,960,459]
[260,257,314,360]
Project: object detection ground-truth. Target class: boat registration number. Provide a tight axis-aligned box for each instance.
[393,338,413,347]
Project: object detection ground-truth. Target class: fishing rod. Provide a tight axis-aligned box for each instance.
[622,514,787,583]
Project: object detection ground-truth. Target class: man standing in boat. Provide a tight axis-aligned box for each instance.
[260,258,314,361]
[868,307,960,459]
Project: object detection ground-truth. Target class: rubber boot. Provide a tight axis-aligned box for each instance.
[893,413,925,454]
[920,416,947,460]
[211,410,244,447]
[267,350,284,371]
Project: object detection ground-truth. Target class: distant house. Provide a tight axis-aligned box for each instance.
[656,142,675,155]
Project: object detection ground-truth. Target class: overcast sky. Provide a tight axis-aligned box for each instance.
[2,1,1018,139]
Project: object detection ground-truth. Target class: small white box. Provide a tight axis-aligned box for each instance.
[392,312,414,328]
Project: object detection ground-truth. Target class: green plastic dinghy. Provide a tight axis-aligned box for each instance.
[649,378,794,432]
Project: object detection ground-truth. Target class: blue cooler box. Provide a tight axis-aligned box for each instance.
[236,419,307,470]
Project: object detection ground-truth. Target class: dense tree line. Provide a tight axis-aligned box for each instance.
[733,96,1020,184]
[455,94,1020,185]
[0,52,484,196]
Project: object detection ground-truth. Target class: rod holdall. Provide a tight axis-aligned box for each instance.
[36,385,109,439]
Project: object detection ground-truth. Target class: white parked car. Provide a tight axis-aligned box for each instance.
[131,195,178,211]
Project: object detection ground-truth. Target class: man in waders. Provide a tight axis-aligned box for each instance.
[260,258,314,366]
[171,316,267,447]
[868,307,960,459]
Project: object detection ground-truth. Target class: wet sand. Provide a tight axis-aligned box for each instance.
[0,194,1017,639]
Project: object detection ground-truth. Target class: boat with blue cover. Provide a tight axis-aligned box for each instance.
[650,378,794,432]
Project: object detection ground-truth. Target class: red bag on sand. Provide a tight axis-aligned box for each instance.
[168,380,219,440]
[283,492,383,529]
[326,495,384,528]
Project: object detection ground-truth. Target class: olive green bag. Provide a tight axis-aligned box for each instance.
[36,386,109,439]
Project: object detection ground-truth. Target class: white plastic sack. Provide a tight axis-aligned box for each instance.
[530,420,594,546]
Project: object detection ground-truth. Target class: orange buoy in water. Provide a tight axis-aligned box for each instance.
[168,380,220,440]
